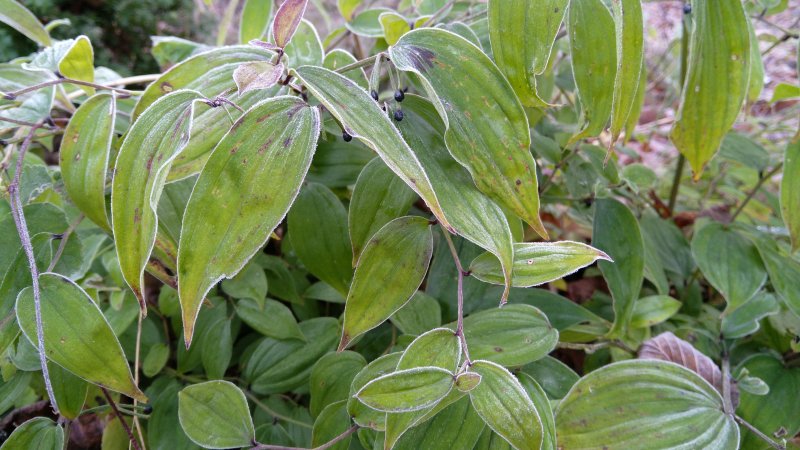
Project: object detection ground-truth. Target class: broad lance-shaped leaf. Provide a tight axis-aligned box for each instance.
[390,29,548,239]
[349,157,417,265]
[568,0,617,143]
[609,0,644,143]
[272,0,309,48]
[58,35,94,95]
[339,216,433,350]
[469,360,542,450]
[0,0,51,47]
[555,360,739,449]
[781,130,800,251]
[178,96,319,347]
[112,89,204,309]
[133,46,277,182]
[670,0,750,177]
[488,0,567,107]
[356,367,454,413]
[469,241,611,288]
[397,95,514,302]
[178,381,255,449]
[592,198,643,338]
[691,222,766,312]
[60,92,116,231]
[0,417,63,450]
[290,65,452,231]
[239,0,273,43]
[16,273,146,402]
[751,233,800,318]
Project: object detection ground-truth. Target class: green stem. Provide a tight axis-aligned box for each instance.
[252,425,359,450]
[244,391,314,429]
[729,163,783,222]
[439,226,472,364]
[668,11,691,214]
[334,53,383,74]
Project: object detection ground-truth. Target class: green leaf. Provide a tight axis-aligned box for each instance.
[379,12,410,45]
[311,401,353,450]
[459,304,557,367]
[624,61,647,142]
[567,0,617,142]
[751,234,800,318]
[522,356,579,400]
[200,317,232,379]
[0,64,56,127]
[112,89,203,306]
[781,131,800,251]
[323,49,367,88]
[337,0,360,21]
[239,0,273,43]
[272,0,309,48]
[221,262,268,301]
[310,351,367,418]
[48,363,88,420]
[630,295,682,328]
[339,216,433,350]
[59,92,116,230]
[592,198,644,337]
[16,273,146,401]
[349,157,417,265]
[469,360,542,450]
[691,222,766,312]
[236,298,305,341]
[178,380,255,449]
[291,65,452,230]
[390,29,548,238]
[133,46,277,182]
[670,0,751,177]
[346,8,390,37]
[233,61,283,95]
[143,343,170,377]
[555,360,739,449]
[58,35,95,94]
[151,36,210,68]
[0,371,32,416]
[470,241,610,288]
[609,0,644,142]
[178,96,319,346]
[770,82,800,102]
[397,95,515,302]
[519,373,556,450]
[737,354,800,449]
[284,19,324,68]
[0,0,51,47]
[245,317,339,394]
[288,182,354,295]
[721,292,779,338]
[393,396,485,450]
[746,20,764,102]
[348,352,402,430]
[487,0,567,107]
[390,291,441,336]
[455,372,482,393]
[356,367,454,413]
[0,417,62,450]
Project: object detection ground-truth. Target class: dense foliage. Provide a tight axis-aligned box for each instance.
[0,0,799,449]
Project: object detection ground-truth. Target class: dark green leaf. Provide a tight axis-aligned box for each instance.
[0,417,62,450]
[309,351,367,418]
[236,298,305,341]
[178,380,255,449]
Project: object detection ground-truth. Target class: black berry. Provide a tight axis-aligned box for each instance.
[682,3,691,14]
[393,109,404,122]
[370,90,379,101]
[143,405,153,414]
[394,89,405,102]
[342,130,353,142]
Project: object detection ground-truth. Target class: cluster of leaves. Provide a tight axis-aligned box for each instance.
[0,0,799,449]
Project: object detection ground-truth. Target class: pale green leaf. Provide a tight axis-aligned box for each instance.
[780,131,800,251]
[178,96,319,346]
[284,19,324,68]
[311,401,353,450]
[239,0,274,43]
[236,298,305,341]
[746,20,764,102]
[0,0,51,46]
[356,367,454,412]
[0,417,62,450]
[348,352,402,430]
[379,12,410,46]
[58,35,94,94]
[323,49,367,88]
[630,295,682,328]
[178,381,255,449]
[16,273,146,401]
[390,29,548,238]
[310,351,367,418]
[609,0,644,142]
[393,396,485,450]
[346,8,390,37]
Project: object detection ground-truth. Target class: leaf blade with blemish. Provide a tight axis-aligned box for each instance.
[469,241,611,288]
[555,360,739,449]
[178,96,319,347]
[272,0,309,49]
[390,29,548,239]
[233,61,284,95]
[16,273,146,402]
[111,89,203,309]
[59,92,116,231]
[339,216,433,350]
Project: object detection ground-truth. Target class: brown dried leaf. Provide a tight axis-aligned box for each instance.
[638,331,739,406]
[233,61,284,96]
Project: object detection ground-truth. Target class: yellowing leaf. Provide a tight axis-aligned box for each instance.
[379,11,410,46]
[339,216,433,350]
[58,35,94,95]
[112,90,203,308]
[16,273,146,402]
[59,92,115,231]
[390,29,548,238]
[670,0,751,177]
[178,96,319,346]
[488,0,567,107]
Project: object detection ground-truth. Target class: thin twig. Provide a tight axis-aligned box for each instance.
[0,115,56,129]
[101,388,142,450]
[47,214,84,272]
[422,0,455,27]
[7,122,59,415]
[251,425,359,450]
[729,163,783,222]
[244,391,313,429]
[4,78,136,100]
[439,226,471,364]
[734,416,786,450]
[334,53,383,74]
[132,313,148,450]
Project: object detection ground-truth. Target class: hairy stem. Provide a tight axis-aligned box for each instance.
[734,416,786,450]
[334,53,384,74]
[102,388,141,450]
[439,226,472,364]
[252,425,359,450]
[7,122,59,415]
[4,77,136,100]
